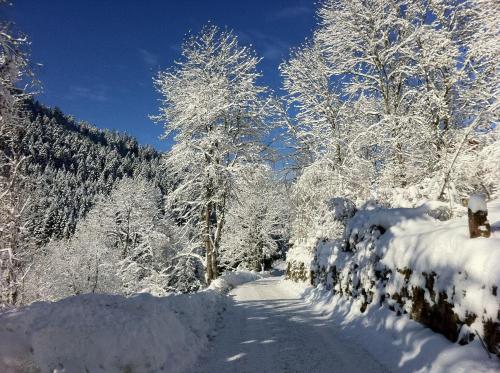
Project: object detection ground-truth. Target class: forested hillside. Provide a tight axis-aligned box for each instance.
[19,100,166,245]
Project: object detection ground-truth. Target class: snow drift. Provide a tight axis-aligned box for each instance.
[0,271,262,373]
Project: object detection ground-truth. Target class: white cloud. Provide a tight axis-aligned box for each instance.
[269,5,312,21]
[139,48,158,68]
[68,84,110,102]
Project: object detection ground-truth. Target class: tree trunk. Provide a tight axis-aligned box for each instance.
[211,210,225,281]
[210,249,218,280]
[204,203,214,284]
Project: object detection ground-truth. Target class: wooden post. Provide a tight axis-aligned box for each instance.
[468,194,491,238]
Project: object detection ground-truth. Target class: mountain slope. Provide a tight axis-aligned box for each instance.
[19,100,166,245]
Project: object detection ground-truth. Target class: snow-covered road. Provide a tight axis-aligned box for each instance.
[195,275,389,373]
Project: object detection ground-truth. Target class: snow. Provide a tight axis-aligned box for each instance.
[209,270,268,293]
[345,201,451,237]
[378,199,500,321]
[0,292,221,373]
[197,275,499,372]
[0,271,261,373]
[301,197,499,356]
[469,194,488,213]
[195,276,387,372]
[315,198,500,326]
[291,281,500,372]
[327,197,357,222]
[1,256,497,373]
[286,237,316,268]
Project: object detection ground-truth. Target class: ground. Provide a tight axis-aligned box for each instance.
[195,275,388,373]
[1,271,497,372]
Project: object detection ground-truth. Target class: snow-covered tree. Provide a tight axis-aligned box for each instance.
[103,177,162,258]
[0,1,33,306]
[282,0,499,206]
[280,42,377,201]
[18,103,166,247]
[220,165,290,271]
[153,25,274,282]
[23,177,175,301]
[23,202,121,302]
[313,0,448,188]
[427,0,499,201]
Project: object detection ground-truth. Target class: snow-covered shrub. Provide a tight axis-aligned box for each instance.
[23,208,123,302]
[286,171,357,282]
[289,162,345,248]
[165,254,205,293]
[118,228,171,296]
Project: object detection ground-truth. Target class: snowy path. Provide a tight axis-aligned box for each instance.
[195,275,389,373]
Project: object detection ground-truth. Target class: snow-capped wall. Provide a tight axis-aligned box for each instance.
[290,198,500,356]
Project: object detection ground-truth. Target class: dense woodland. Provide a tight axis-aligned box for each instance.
[1,0,498,307]
[22,101,166,244]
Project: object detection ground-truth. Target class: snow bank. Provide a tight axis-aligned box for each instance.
[290,283,499,372]
[0,292,222,373]
[208,270,268,293]
[0,271,262,373]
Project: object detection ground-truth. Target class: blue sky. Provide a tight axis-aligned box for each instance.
[7,0,315,151]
